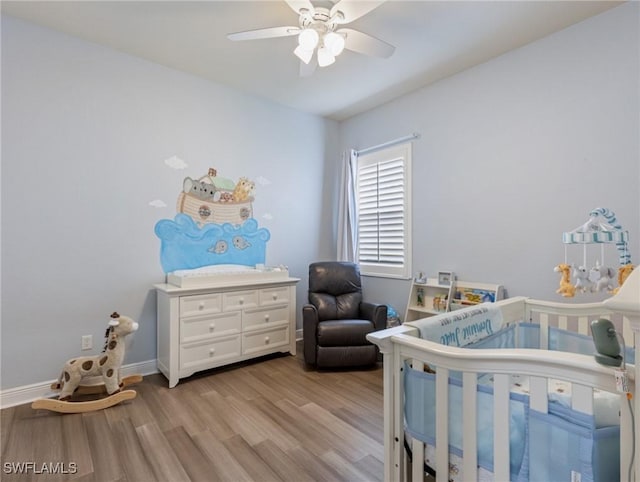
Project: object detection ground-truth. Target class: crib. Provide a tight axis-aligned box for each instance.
[367,268,640,482]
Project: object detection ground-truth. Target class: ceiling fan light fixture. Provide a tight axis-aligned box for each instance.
[317,46,335,67]
[228,0,395,77]
[298,28,319,50]
[294,45,314,64]
[323,31,345,56]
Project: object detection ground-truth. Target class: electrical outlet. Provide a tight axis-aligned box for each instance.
[81,335,93,351]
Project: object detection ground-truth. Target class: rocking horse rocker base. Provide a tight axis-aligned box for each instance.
[32,390,137,414]
[32,374,142,414]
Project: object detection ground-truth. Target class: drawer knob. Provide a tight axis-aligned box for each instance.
[264,315,270,322]
[272,294,278,300]
[264,336,270,344]
[209,348,215,355]
[209,323,215,331]
[239,298,244,304]
[198,302,205,310]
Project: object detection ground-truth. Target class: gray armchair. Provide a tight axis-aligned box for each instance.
[303,261,387,368]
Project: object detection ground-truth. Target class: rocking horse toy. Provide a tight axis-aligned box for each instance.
[31,312,141,413]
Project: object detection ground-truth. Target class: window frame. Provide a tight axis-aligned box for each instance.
[355,142,412,279]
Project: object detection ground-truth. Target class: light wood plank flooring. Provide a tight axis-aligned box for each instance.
[1,344,384,482]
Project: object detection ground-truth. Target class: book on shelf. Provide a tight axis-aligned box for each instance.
[453,287,498,305]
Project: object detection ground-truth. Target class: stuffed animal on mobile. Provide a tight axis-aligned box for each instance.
[573,265,594,293]
[554,263,576,297]
[589,263,616,293]
[610,264,635,295]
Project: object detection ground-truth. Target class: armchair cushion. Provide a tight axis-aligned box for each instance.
[317,319,375,346]
[309,292,361,320]
[308,262,362,320]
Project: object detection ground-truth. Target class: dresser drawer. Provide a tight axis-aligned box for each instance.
[259,286,290,306]
[242,305,289,331]
[223,290,258,311]
[242,325,289,356]
[180,335,241,370]
[180,312,241,344]
[180,293,223,318]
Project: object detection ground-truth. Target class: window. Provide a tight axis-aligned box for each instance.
[356,142,412,278]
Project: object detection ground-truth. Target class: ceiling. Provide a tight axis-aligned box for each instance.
[1,1,622,121]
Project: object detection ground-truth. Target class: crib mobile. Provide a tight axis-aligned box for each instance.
[555,207,634,297]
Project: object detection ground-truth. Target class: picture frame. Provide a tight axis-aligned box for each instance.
[438,271,454,286]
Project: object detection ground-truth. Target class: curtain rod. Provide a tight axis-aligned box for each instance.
[355,132,421,156]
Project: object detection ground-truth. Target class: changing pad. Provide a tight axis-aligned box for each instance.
[167,264,289,287]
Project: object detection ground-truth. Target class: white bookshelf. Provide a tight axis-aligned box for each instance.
[404,278,504,322]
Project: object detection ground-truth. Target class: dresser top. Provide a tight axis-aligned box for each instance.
[154,277,300,295]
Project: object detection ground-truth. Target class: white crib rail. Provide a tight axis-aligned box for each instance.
[368,296,637,482]
[523,298,634,349]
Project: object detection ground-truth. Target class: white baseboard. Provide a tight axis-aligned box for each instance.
[0,359,158,409]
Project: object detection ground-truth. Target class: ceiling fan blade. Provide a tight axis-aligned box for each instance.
[284,0,315,15]
[330,0,386,24]
[338,28,395,58]
[227,26,300,41]
[299,55,318,77]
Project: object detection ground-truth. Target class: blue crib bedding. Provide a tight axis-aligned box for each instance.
[403,323,621,482]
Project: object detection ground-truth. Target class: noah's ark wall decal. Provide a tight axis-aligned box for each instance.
[154,168,270,273]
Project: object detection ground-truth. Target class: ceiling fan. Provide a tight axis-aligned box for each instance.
[227,0,395,76]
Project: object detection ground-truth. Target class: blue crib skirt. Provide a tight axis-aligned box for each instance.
[403,322,622,482]
[404,363,529,481]
[528,408,620,482]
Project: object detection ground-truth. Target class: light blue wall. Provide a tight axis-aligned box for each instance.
[1,16,338,389]
[339,2,640,318]
[2,3,639,390]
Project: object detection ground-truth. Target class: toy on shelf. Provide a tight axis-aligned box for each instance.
[555,207,633,297]
[32,312,141,414]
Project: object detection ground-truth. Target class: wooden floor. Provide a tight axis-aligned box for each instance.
[1,344,384,482]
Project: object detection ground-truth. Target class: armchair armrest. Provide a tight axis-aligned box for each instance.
[360,302,388,331]
[302,304,320,365]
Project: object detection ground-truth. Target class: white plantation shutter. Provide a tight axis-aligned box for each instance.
[356,143,411,278]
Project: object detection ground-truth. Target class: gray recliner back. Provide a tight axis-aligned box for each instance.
[308,262,362,320]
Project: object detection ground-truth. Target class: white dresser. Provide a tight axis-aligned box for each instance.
[155,277,299,387]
